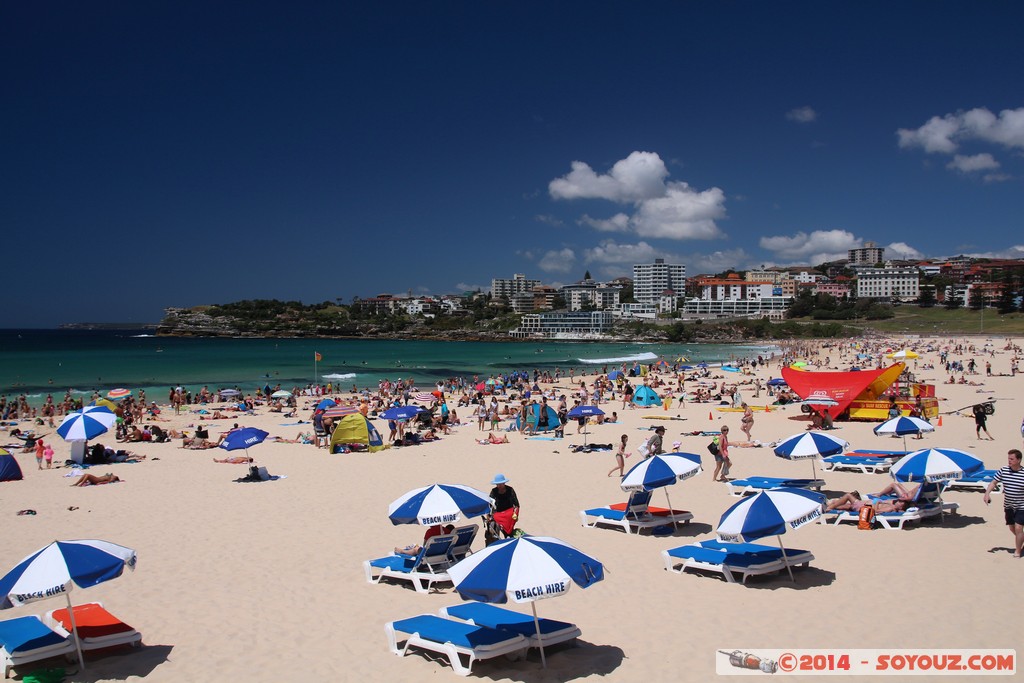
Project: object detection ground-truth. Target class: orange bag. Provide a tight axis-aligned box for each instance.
[858,504,875,530]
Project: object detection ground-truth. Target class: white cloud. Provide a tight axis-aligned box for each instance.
[946,153,1000,173]
[549,152,727,241]
[759,229,861,263]
[962,245,1024,259]
[534,214,564,227]
[579,213,630,232]
[898,107,1024,154]
[983,172,1012,183]
[582,240,662,267]
[455,282,486,292]
[549,151,669,202]
[684,248,754,274]
[785,106,817,123]
[632,185,726,239]
[538,248,576,273]
[897,115,960,153]
[885,242,924,260]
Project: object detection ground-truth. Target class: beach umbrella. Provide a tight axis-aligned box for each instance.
[873,415,935,451]
[380,405,425,421]
[675,356,689,363]
[89,398,118,412]
[607,370,623,380]
[717,488,825,582]
[887,349,919,361]
[0,539,137,670]
[271,390,292,399]
[448,536,604,668]
[315,398,336,411]
[323,404,360,418]
[620,453,702,528]
[56,406,116,442]
[890,448,983,483]
[106,388,131,400]
[773,432,849,479]
[387,484,493,526]
[218,389,241,398]
[219,427,269,453]
[414,392,436,403]
[766,378,787,386]
[567,405,605,446]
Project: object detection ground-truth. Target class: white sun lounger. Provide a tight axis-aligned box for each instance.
[822,455,892,474]
[661,538,814,584]
[945,470,1000,492]
[364,533,456,593]
[820,502,958,530]
[580,490,693,534]
[0,615,74,678]
[386,613,527,676]
[439,602,581,650]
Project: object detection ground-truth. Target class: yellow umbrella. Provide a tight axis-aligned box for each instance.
[886,349,919,360]
[675,356,689,363]
[90,398,117,411]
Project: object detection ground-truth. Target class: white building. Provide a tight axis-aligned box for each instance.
[633,259,686,304]
[491,273,540,299]
[614,302,659,319]
[696,276,776,301]
[855,267,920,301]
[561,284,621,311]
[510,311,614,338]
[681,297,792,318]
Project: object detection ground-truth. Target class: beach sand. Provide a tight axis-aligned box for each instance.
[2,336,1021,682]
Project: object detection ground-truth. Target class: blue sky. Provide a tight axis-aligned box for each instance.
[3,2,1023,327]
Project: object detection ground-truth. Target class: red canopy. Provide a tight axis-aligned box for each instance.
[781,364,905,418]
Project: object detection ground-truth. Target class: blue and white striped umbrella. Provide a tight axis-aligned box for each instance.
[890,448,984,483]
[387,484,492,526]
[874,415,935,451]
[773,432,848,478]
[448,535,604,667]
[620,453,702,529]
[873,415,934,437]
[56,406,116,442]
[717,488,824,581]
[0,539,137,670]
[620,453,702,492]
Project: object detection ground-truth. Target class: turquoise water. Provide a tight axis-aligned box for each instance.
[0,330,776,404]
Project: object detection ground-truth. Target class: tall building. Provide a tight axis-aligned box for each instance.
[848,241,884,266]
[633,258,686,304]
[855,267,920,300]
[491,273,540,299]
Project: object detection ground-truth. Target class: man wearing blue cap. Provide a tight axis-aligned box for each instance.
[489,473,521,540]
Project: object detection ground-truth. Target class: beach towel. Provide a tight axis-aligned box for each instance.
[492,508,516,536]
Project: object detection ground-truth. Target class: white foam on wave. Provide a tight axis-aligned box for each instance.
[578,351,659,364]
[130,334,156,338]
[323,372,357,380]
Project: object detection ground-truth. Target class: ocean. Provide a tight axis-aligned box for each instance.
[0,329,777,404]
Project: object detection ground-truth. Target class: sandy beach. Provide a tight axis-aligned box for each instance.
[2,335,1021,682]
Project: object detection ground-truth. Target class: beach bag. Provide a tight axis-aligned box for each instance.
[858,505,875,530]
[636,438,651,458]
[707,440,720,456]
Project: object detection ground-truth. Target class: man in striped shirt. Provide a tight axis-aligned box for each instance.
[985,449,1024,558]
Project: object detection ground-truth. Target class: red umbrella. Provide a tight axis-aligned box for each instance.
[323,405,359,418]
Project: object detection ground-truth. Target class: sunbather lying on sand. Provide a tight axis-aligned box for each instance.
[71,473,121,487]
[213,456,253,464]
[477,433,509,445]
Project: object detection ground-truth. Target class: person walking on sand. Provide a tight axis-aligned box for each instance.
[740,403,754,440]
[984,449,1024,558]
[973,403,994,440]
[715,425,732,482]
[608,434,631,478]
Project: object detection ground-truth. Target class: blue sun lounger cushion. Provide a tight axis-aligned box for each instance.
[0,615,74,678]
[386,613,528,676]
[440,602,581,648]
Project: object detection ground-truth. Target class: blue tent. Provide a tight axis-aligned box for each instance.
[0,452,23,482]
[631,385,662,407]
[515,404,561,432]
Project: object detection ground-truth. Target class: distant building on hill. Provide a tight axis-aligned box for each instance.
[848,241,884,266]
[855,266,920,301]
[633,258,686,303]
[491,273,540,299]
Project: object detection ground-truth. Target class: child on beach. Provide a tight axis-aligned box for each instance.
[43,444,54,469]
[35,438,45,469]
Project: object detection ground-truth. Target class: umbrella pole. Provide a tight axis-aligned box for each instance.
[776,536,795,583]
[65,591,86,671]
[531,602,547,668]
[664,489,678,529]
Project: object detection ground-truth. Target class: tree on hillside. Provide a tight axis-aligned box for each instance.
[944,289,963,310]
[583,270,592,281]
[997,273,1018,315]
[968,286,986,311]
[917,286,936,308]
